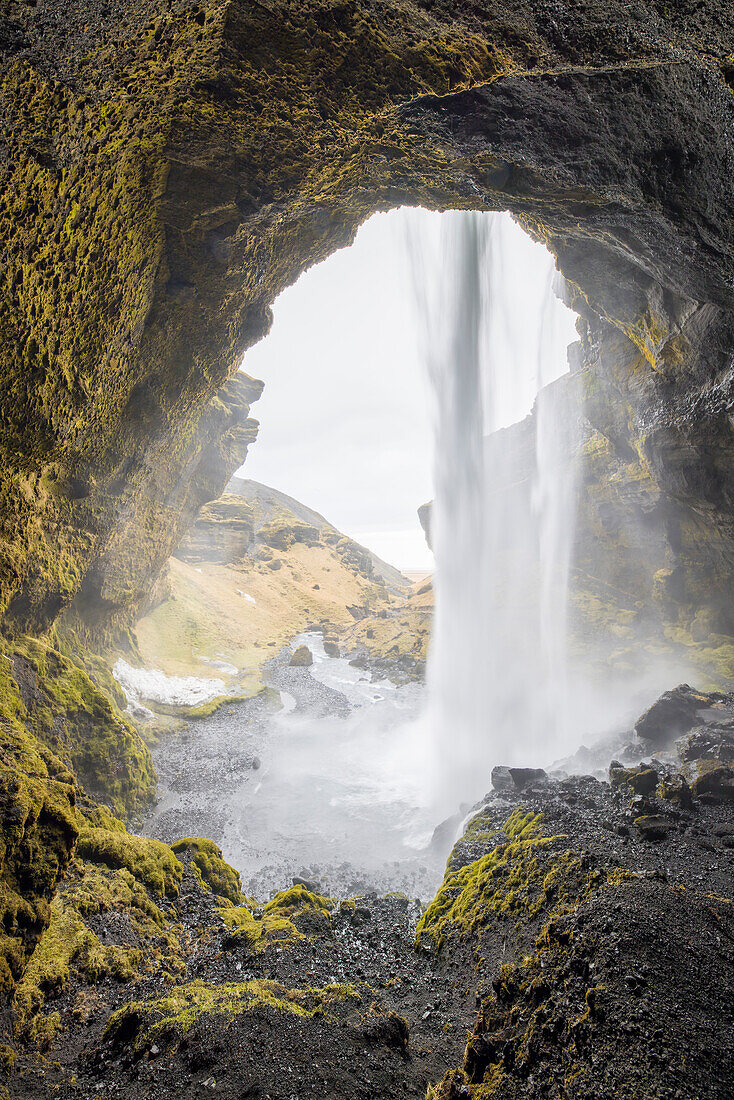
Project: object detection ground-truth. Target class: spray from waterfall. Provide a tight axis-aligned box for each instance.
[409,210,579,811]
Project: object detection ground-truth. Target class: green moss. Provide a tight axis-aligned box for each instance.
[263,884,334,918]
[13,894,138,1036]
[13,855,186,1038]
[76,827,182,899]
[0,648,78,995]
[171,837,241,903]
[218,885,334,953]
[416,811,579,950]
[2,635,154,818]
[104,978,361,1053]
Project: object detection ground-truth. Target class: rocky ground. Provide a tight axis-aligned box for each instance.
[4,682,733,1099]
[139,646,355,847]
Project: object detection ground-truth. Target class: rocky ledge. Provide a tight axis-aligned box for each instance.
[2,684,731,1099]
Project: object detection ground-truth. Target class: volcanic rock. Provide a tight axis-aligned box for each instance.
[491,766,548,792]
[289,645,314,668]
[634,685,722,748]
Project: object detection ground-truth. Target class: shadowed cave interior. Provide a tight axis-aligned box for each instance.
[0,3,733,1097]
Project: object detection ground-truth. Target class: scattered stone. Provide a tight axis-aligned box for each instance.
[633,815,672,841]
[289,645,313,667]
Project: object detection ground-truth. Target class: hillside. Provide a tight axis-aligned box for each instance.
[130,479,422,701]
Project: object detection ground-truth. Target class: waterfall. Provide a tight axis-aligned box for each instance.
[410,210,578,810]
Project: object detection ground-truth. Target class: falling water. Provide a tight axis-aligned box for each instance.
[533,275,579,754]
[411,211,579,810]
[416,213,491,809]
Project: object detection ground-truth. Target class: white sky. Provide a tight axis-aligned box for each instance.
[238,208,578,572]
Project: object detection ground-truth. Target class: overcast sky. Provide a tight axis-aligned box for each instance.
[238,208,578,571]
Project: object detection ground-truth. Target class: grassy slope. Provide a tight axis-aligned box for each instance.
[134,543,403,692]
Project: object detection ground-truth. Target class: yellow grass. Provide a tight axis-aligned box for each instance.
[135,543,399,687]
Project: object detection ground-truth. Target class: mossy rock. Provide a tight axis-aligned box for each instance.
[76,827,182,898]
[0,646,79,997]
[219,885,334,954]
[104,978,361,1056]
[2,635,154,819]
[13,854,186,1038]
[289,644,313,667]
[171,837,242,904]
[608,762,659,797]
[416,810,585,951]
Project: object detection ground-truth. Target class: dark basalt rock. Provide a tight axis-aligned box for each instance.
[635,684,731,747]
[491,766,548,792]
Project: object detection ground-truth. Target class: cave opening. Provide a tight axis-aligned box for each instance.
[125,206,669,897]
[3,6,734,1090]
[123,200,717,899]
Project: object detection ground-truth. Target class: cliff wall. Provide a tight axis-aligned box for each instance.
[1,0,733,638]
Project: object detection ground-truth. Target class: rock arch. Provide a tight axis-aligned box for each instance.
[1,0,733,634]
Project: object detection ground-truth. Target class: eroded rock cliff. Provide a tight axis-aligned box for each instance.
[1,0,734,636]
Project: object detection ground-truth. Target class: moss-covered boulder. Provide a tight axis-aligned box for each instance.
[76,828,182,900]
[104,978,361,1057]
[289,645,314,668]
[4,636,154,819]
[170,837,241,904]
[422,777,734,1100]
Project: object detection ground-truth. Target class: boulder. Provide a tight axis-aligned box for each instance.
[289,645,313,668]
[657,773,693,810]
[677,723,734,763]
[609,762,659,797]
[633,815,672,841]
[491,766,547,793]
[686,763,734,803]
[634,685,719,748]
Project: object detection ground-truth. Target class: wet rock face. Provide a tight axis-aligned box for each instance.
[634,684,732,748]
[1,1,734,635]
[422,773,734,1100]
